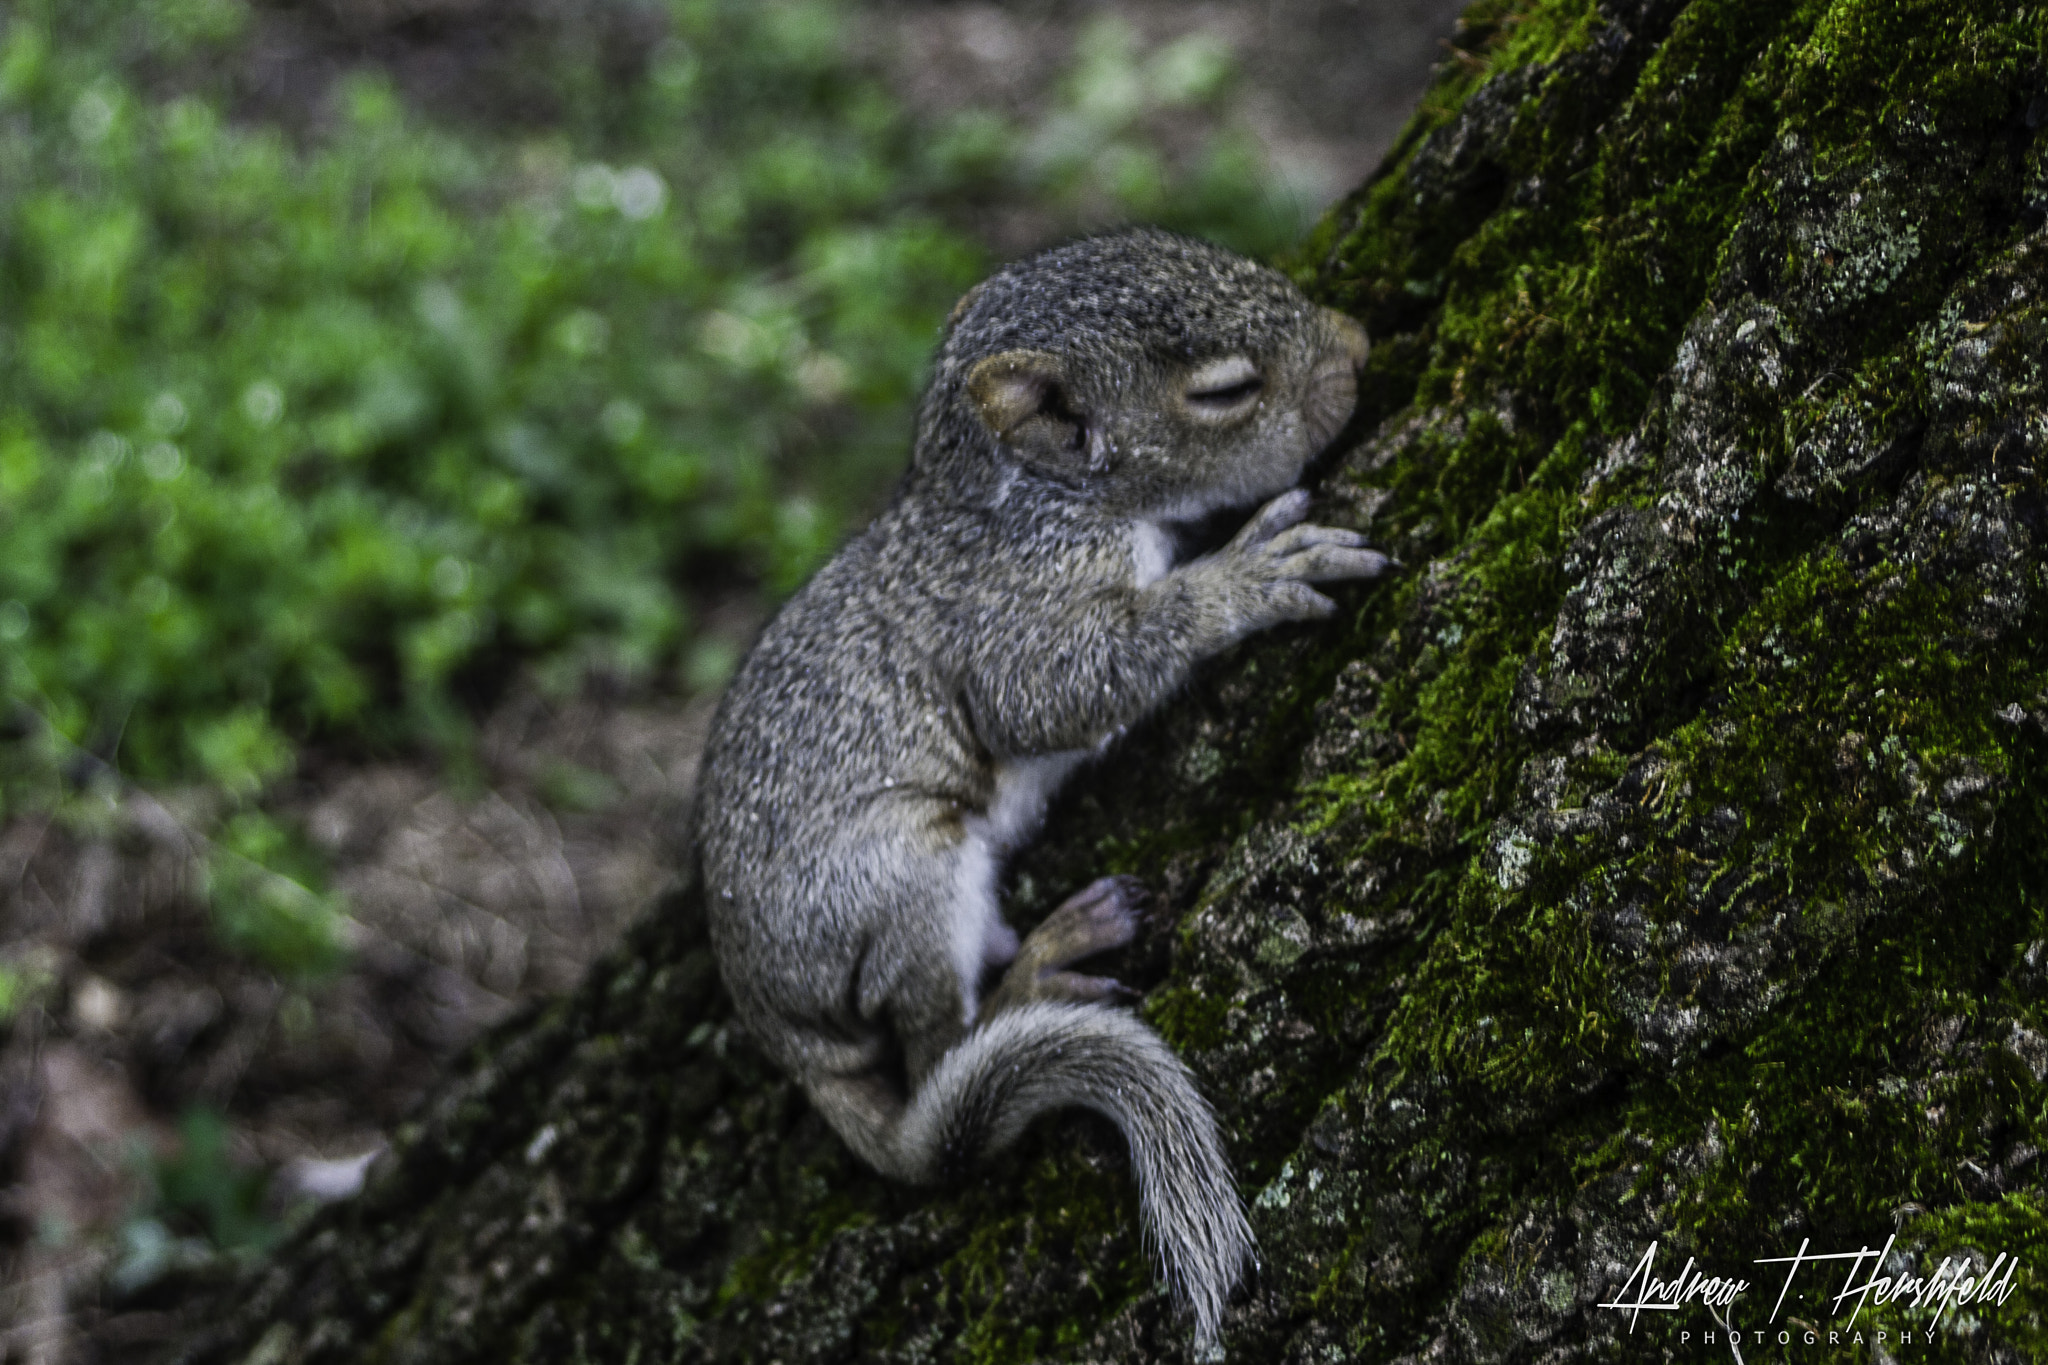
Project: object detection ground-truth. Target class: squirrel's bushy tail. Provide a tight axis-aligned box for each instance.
[889,1000,1254,1347]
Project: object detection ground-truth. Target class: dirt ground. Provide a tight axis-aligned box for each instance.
[0,3,1464,1360]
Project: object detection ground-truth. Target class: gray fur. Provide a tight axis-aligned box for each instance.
[697,228,1388,1348]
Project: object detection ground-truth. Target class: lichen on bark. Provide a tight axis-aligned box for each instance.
[158,1,2048,1361]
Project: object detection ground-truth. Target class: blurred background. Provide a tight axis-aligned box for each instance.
[0,0,1463,1357]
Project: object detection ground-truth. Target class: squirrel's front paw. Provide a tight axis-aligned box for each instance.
[1224,488,1392,625]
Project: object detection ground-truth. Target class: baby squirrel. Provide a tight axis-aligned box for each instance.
[698,228,1387,1347]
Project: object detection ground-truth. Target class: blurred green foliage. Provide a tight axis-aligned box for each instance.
[204,811,353,981]
[0,961,25,1023]
[0,0,1316,820]
[153,1106,277,1252]
[112,1105,279,1293]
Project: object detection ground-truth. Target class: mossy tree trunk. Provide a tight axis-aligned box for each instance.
[160,1,2048,1360]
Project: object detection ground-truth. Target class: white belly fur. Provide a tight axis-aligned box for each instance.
[950,749,1089,1023]
[1130,519,1174,589]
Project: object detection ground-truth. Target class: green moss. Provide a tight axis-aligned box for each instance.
[1147,983,1237,1053]
[1884,1194,2048,1353]
[1206,0,2048,1351]
[1793,0,2047,156]
[939,1151,1149,1365]
[712,1196,879,1312]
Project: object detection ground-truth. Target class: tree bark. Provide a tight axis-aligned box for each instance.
[160,0,2048,1359]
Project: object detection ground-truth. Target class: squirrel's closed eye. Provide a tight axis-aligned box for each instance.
[1183,356,1264,416]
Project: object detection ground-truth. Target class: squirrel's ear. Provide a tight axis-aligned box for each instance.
[966,349,1087,469]
[966,350,1066,435]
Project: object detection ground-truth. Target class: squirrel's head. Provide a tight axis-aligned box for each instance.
[917,228,1368,520]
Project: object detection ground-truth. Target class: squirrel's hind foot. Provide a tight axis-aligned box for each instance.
[984,875,1145,1016]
